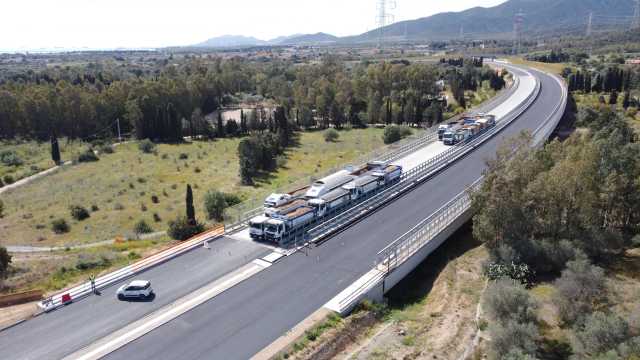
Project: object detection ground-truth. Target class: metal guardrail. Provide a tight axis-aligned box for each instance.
[223,77,520,234]
[376,178,482,273]
[306,75,539,244]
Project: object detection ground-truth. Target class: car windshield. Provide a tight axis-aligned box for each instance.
[443,133,452,139]
[265,224,279,232]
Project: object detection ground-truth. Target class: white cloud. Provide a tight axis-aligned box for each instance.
[0,0,507,50]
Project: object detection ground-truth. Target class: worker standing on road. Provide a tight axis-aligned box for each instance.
[89,275,96,294]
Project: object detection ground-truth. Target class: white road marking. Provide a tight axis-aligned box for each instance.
[64,262,268,360]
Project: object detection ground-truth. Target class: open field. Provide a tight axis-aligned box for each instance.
[0,128,387,247]
[3,235,175,295]
[0,139,86,184]
[506,57,569,76]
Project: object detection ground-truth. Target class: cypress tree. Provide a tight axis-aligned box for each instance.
[584,73,592,93]
[609,90,618,106]
[240,109,247,134]
[51,133,61,165]
[217,112,225,138]
[186,184,195,224]
[623,92,631,109]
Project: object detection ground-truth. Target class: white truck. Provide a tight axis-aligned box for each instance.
[249,215,270,240]
[264,206,318,244]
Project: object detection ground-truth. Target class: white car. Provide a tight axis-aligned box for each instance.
[116,280,154,300]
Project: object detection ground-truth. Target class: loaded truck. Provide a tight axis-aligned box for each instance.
[249,162,403,245]
[438,121,458,140]
[443,114,496,146]
[263,206,318,243]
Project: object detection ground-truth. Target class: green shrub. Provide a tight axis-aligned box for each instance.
[138,139,156,154]
[489,320,539,359]
[484,278,538,324]
[0,150,23,166]
[51,218,70,234]
[151,195,159,204]
[153,213,162,222]
[204,190,228,222]
[383,125,412,144]
[572,312,631,356]
[167,216,205,241]
[3,175,15,185]
[0,246,11,279]
[179,153,189,160]
[224,193,242,207]
[134,219,153,235]
[324,128,340,142]
[77,149,99,163]
[99,144,114,154]
[554,257,607,325]
[69,205,90,221]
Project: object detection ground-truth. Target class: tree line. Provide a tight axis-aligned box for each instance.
[473,101,640,359]
[0,56,507,142]
[473,106,639,275]
[566,66,634,94]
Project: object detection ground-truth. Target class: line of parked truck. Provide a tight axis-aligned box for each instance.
[249,161,403,245]
[437,113,496,146]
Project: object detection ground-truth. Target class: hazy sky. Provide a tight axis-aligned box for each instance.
[1,0,507,50]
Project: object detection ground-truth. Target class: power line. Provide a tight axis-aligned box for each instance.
[633,0,640,29]
[513,9,525,55]
[376,0,396,48]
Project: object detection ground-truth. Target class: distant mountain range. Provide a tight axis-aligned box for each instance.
[193,32,338,48]
[192,0,636,48]
[349,0,636,42]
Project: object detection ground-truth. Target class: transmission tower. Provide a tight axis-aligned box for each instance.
[376,0,396,48]
[633,0,640,30]
[512,9,525,55]
[587,12,593,36]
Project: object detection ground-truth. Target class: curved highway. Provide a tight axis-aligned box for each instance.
[0,64,565,360]
[106,66,565,359]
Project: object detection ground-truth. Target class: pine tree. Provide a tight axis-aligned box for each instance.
[186,184,195,225]
[51,133,61,165]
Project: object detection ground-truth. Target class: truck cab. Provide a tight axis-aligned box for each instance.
[443,131,456,145]
[307,198,328,218]
[438,124,450,140]
[264,218,286,243]
[249,215,269,239]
